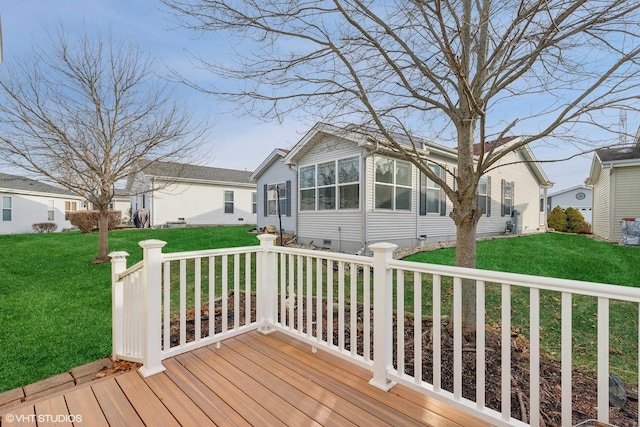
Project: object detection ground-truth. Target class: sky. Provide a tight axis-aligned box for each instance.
[0,1,626,192]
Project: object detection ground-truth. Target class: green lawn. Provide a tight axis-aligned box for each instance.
[0,226,259,393]
[405,232,640,381]
[1,230,639,393]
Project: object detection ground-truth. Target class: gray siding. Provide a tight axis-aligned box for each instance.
[255,160,297,234]
[296,137,364,252]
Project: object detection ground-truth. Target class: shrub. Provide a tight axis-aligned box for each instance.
[32,222,58,233]
[547,206,566,232]
[565,207,586,233]
[577,221,592,234]
[67,211,122,233]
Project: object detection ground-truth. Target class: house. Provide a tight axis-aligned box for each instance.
[127,161,257,228]
[111,189,132,224]
[249,148,296,234]
[0,173,85,234]
[585,144,640,241]
[254,123,552,253]
[543,185,592,223]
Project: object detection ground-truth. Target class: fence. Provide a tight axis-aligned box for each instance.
[111,234,640,426]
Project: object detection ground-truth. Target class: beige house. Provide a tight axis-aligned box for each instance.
[586,144,640,241]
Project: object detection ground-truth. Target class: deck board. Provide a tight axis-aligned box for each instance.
[0,331,489,427]
[64,387,109,427]
[142,371,216,427]
[91,377,145,427]
[239,332,454,427]
[115,371,180,427]
[34,395,72,427]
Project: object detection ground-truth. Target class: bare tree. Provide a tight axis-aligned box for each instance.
[0,26,208,263]
[162,0,640,332]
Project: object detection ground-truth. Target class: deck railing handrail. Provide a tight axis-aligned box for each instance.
[111,234,637,427]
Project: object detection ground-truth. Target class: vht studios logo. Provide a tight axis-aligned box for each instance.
[3,414,83,423]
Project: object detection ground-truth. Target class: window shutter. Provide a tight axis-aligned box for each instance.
[285,180,292,217]
[501,179,505,217]
[263,184,268,217]
[511,181,515,215]
[419,172,427,216]
[439,167,446,216]
[487,176,491,217]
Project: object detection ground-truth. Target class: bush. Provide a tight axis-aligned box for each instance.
[565,207,586,233]
[577,221,592,234]
[32,222,58,233]
[67,211,122,233]
[547,206,566,232]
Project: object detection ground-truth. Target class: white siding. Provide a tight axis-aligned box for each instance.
[151,180,256,226]
[546,187,592,224]
[612,165,640,242]
[0,192,81,234]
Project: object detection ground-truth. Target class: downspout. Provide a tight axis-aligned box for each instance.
[543,186,548,231]
[361,151,372,254]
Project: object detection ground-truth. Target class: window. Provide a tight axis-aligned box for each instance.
[299,165,316,211]
[47,200,55,221]
[375,157,411,210]
[2,196,12,221]
[338,157,360,209]
[252,192,257,214]
[501,180,513,216]
[65,201,77,220]
[224,191,234,214]
[476,176,491,216]
[109,202,115,210]
[425,164,441,213]
[299,156,360,211]
[267,183,287,215]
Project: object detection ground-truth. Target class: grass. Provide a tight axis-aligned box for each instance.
[405,233,640,381]
[0,226,259,393]
[2,229,639,393]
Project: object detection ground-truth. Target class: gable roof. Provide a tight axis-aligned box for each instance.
[546,185,591,198]
[0,173,79,197]
[595,145,640,163]
[249,148,290,181]
[283,122,457,165]
[472,137,519,156]
[282,122,551,187]
[586,145,640,185]
[135,160,254,186]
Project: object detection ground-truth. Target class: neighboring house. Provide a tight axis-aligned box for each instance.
[111,189,132,224]
[0,173,84,234]
[256,123,552,253]
[585,144,640,241]
[249,149,296,234]
[127,161,257,227]
[543,185,592,224]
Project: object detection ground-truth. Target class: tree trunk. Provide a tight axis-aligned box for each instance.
[93,207,111,264]
[454,210,479,340]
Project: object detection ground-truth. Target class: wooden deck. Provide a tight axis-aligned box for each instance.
[0,331,488,426]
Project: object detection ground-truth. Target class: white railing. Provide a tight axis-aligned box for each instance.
[111,234,640,427]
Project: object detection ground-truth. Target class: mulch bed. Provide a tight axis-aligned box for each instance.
[167,294,638,427]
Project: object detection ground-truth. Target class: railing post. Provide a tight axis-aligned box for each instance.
[368,242,398,391]
[138,239,167,377]
[109,251,130,361]
[257,234,277,334]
